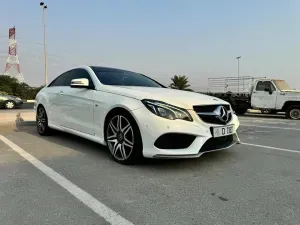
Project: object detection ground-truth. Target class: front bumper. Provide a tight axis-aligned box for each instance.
[131,107,240,158]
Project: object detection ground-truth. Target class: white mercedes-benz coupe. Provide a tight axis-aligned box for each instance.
[35,66,240,164]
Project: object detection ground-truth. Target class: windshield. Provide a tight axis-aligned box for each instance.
[91,67,165,88]
[273,80,292,91]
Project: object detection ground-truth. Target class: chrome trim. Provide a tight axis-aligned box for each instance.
[196,105,232,124]
[152,140,237,159]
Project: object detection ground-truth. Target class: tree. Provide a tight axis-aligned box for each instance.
[0,75,44,99]
[169,75,193,91]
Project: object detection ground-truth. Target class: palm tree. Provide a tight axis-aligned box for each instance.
[169,75,193,91]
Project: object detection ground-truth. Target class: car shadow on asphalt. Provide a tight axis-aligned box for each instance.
[14,122,236,169]
[242,113,286,120]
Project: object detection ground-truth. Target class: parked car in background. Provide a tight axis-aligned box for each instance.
[0,94,23,109]
[206,76,300,120]
[35,66,240,165]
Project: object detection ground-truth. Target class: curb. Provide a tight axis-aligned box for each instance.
[16,121,36,126]
[0,111,35,125]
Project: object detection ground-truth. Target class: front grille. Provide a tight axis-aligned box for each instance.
[193,104,232,125]
[198,113,232,125]
[193,104,230,112]
[154,133,196,149]
[200,135,234,152]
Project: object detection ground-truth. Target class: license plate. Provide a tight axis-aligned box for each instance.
[212,125,234,138]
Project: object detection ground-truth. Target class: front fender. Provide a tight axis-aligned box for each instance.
[93,91,144,139]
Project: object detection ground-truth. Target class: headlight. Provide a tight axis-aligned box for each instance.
[141,99,193,121]
[16,97,21,101]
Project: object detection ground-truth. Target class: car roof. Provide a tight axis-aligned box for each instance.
[65,65,138,74]
[89,66,137,73]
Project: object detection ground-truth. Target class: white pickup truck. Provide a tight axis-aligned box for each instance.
[206,76,300,120]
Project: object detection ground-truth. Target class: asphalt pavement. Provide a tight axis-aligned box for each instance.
[0,115,299,225]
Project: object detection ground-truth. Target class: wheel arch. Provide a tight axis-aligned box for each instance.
[4,99,16,104]
[36,103,48,114]
[36,103,45,109]
[103,106,143,143]
[282,101,300,111]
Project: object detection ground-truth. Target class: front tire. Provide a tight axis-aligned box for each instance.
[105,111,143,165]
[286,106,300,120]
[4,100,16,109]
[36,106,52,136]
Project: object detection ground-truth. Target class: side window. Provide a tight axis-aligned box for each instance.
[256,81,276,92]
[270,82,276,91]
[48,72,70,87]
[256,81,266,91]
[66,69,95,88]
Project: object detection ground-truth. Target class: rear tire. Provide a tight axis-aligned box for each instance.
[286,106,300,120]
[105,110,143,165]
[36,106,53,136]
[4,100,16,109]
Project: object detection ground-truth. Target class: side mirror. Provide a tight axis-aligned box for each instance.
[70,78,89,88]
[264,88,273,95]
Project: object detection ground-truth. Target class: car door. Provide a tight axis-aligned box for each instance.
[46,71,71,125]
[251,80,278,109]
[0,94,5,108]
[58,68,95,135]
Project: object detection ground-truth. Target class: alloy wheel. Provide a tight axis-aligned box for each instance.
[290,108,300,120]
[106,115,134,161]
[37,107,47,133]
[5,101,15,109]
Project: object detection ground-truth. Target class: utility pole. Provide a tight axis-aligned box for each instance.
[40,2,48,86]
[236,56,241,93]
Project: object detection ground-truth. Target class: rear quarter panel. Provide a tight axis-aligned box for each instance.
[35,87,60,121]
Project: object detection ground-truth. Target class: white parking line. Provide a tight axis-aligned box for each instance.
[242,142,300,154]
[0,134,134,225]
[239,118,298,125]
[239,117,284,120]
[240,124,300,131]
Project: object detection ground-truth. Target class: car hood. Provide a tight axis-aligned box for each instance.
[102,86,229,109]
[281,89,300,93]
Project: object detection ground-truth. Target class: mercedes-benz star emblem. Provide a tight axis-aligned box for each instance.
[215,106,230,123]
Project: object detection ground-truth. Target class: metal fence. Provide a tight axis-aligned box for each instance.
[207,76,266,93]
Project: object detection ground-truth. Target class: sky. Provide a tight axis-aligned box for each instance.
[0,0,299,90]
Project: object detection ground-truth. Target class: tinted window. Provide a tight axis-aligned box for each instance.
[48,72,70,87]
[65,69,94,88]
[91,67,164,87]
[256,81,275,91]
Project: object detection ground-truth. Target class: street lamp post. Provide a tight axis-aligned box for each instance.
[40,2,48,86]
[236,56,241,93]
